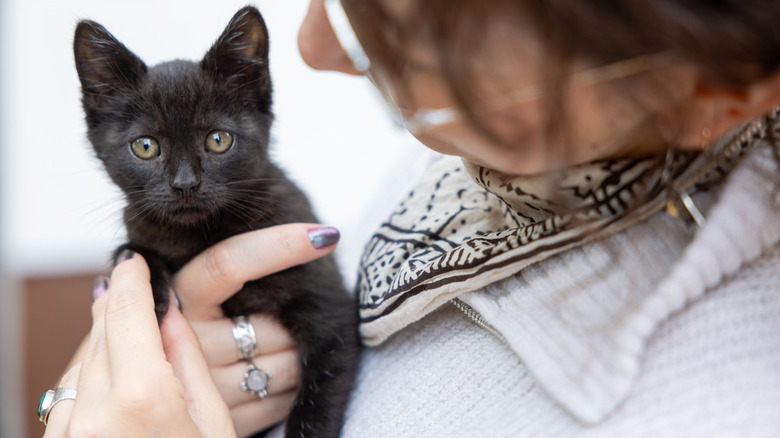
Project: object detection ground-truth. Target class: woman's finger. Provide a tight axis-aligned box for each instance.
[41,365,81,438]
[102,253,168,382]
[193,314,297,367]
[212,349,300,407]
[161,295,237,438]
[231,390,298,438]
[173,223,339,320]
[57,274,108,375]
[46,294,112,437]
[71,293,111,406]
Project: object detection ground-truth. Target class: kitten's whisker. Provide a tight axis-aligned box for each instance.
[226,204,275,224]
[222,177,287,186]
[221,205,256,230]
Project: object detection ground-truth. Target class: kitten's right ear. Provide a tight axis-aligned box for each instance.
[73,20,147,109]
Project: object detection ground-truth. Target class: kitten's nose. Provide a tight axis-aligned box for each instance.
[173,166,201,200]
[174,181,200,199]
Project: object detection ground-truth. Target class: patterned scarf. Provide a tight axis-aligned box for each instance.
[357,116,768,347]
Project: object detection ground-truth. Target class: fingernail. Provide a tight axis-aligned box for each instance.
[115,249,136,265]
[91,276,109,301]
[308,226,340,249]
[170,289,182,311]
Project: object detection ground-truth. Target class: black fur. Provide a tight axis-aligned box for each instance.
[73,7,360,438]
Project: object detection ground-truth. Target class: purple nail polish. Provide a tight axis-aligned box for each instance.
[91,276,109,301]
[115,249,136,265]
[308,226,340,249]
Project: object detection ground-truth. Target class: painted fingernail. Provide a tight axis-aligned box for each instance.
[91,276,109,301]
[308,226,340,249]
[115,249,136,265]
[170,289,182,311]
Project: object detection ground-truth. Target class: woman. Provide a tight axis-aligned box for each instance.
[43,0,780,436]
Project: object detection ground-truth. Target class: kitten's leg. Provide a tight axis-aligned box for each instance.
[113,244,173,323]
[285,321,361,438]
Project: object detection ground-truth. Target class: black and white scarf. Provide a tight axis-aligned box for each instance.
[357,116,768,346]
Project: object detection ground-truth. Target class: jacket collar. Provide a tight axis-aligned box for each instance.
[459,141,780,422]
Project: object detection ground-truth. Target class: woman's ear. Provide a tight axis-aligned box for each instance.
[660,68,780,150]
[298,0,362,75]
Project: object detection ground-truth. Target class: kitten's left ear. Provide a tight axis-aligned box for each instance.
[202,7,271,105]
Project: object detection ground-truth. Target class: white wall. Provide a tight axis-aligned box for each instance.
[0,0,425,279]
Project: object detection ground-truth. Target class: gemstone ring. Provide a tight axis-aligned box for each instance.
[240,362,272,399]
[38,387,77,425]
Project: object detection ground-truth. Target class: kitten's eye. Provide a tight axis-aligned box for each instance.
[130,137,160,159]
[205,130,234,154]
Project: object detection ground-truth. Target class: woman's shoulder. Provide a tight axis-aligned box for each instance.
[342,247,780,437]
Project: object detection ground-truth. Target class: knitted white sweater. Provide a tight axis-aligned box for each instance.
[337,144,780,437]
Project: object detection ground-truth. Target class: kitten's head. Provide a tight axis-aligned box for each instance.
[74,7,275,228]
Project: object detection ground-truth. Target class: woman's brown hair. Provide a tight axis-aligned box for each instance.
[344,0,780,149]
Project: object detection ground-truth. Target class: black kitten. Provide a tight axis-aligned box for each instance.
[73,7,360,438]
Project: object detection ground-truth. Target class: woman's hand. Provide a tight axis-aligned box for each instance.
[44,253,236,438]
[171,223,340,437]
[49,224,338,437]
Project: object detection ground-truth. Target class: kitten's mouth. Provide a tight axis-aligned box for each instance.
[166,202,214,225]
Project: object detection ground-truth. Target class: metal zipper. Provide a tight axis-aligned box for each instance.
[451,298,509,346]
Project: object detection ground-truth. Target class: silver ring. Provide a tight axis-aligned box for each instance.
[38,387,77,425]
[240,361,272,399]
[231,315,258,361]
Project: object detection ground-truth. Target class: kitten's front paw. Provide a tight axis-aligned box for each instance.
[113,244,172,323]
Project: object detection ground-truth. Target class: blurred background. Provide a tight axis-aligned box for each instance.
[0,1,428,436]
